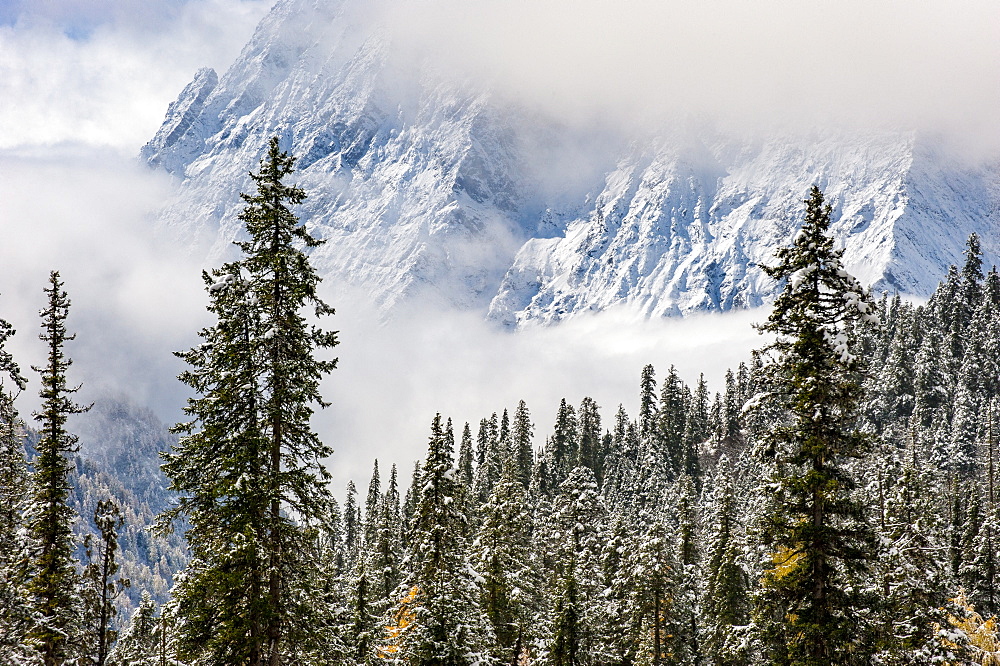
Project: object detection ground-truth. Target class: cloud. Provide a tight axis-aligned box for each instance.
[4,0,953,496]
[0,146,765,497]
[0,0,272,153]
[383,0,1000,156]
[317,290,764,493]
[0,148,209,421]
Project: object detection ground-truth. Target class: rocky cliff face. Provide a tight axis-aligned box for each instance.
[143,0,1000,325]
[488,130,1000,326]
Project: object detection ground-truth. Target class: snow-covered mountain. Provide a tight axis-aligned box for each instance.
[143,0,1000,326]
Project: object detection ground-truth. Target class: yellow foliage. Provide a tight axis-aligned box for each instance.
[937,592,1000,666]
[378,585,420,659]
[768,545,805,581]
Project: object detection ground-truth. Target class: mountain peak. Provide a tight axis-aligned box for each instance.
[143,0,1000,325]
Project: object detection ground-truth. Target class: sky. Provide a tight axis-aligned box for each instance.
[383,0,1000,159]
[0,0,995,490]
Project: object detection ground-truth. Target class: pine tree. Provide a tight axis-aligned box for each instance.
[27,271,90,666]
[576,397,604,484]
[382,414,495,665]
[403,461,422,548]
[969,405,1000,617]
[81,499,130,666]
[872,439,953,664]
[366,459,382,546]
[549,400,578,484]
[684,374,710,479]
[548,568,581,666]
[640,364,658,440]
[722,370,741,443]
[753,186,877,665]
[630,519,676,666]
[109,591,158,666]
[544,467,607,663]
[346,560,377,663]
[362,468,404,631]
[475,415,502,505]
[0,300,33,663]
[459,423,475,490]
[346,480,362,565]
[473,457,539,665]
[656,366,687,479]
[160,138,338,666]
[513,401,534,490]
[672,475,701,664]
[601,405,639,515]
[701,458,749,666]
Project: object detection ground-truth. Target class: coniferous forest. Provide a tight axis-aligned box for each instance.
[4,139,1000,665]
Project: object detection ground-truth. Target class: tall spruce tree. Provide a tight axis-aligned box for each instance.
[639,364,658,440]
[512,401,534,489]
[576,397,604,484]
[160,138,338,666]
[549,400,578,485]
[0,300,32,663]
[657,366,687,479]
[27,271,90,666]
[753,186,877,665]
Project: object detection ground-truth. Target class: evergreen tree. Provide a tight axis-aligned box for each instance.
[544,467,606,663]
[109,591,158,666]
[346,560,377,664]
[753,186,877,665]
[346,480,362,565]
[596,517,637,665]
[0,300,33,663]
[871,440,953,664]
[549,400,578,484]
[639,364,658,440]
[548,568,581,666]
[475,415,502,505]
[969,405,1000,617]
[160,138,338,665]
[722,370,741,443]
[701,458,749,666]
[27,270,89,666]
[513,401,534,490]
[473,458,539,664]
[656,366,687,479]
[672,475,701,664]
[601,405,639,515]
[576,397,604,485]
[403,461,422,549]
[366,459,382,545]
[458,423,475,490]
[382,414,495,665]
[82,499,130,666]
[384,464,403,567]
[362,467,404,630]
[630,519,676,666]
[684,374,711,473]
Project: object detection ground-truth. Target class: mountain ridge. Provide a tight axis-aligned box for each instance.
[141,0,1000,325]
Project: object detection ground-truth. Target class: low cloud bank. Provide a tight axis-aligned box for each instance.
[318,291,764,492]
[0,149,208,421]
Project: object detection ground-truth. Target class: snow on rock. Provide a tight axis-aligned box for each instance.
[142,0,1000,326]
[488,129,1000,327]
